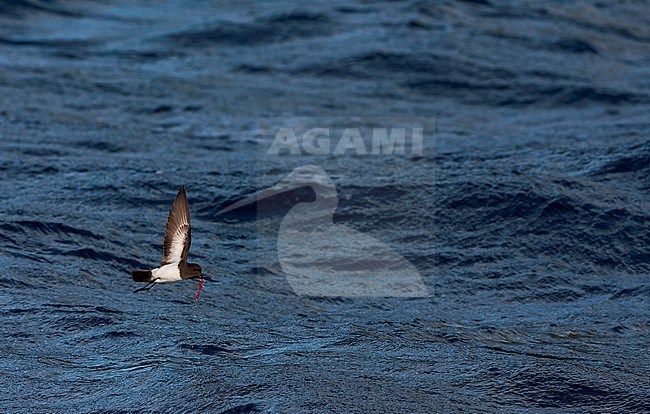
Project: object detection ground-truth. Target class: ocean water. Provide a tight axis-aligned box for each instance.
[0,0,649,412]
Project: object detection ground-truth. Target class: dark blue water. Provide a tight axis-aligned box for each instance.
[1,1,649,412]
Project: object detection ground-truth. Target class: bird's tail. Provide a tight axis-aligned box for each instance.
[131,270,153,282]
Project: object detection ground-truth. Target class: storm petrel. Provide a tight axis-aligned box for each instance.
[132,186,207,293]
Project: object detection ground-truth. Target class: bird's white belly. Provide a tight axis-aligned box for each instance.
[152,263,181,283]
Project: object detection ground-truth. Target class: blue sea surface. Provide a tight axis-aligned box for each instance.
[0,0,648,412]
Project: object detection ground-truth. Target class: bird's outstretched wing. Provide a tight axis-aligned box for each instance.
[161,186,191,265]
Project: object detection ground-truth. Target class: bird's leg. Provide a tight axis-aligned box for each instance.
[133,282,156,293]
[133,278,160,293]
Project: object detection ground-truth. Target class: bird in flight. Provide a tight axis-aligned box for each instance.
[132,186,209,293]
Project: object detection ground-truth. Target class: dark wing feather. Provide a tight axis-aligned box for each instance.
[161,186,192,265]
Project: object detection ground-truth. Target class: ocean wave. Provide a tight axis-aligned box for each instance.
[0,0,80,18]
[169,11,332,47]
